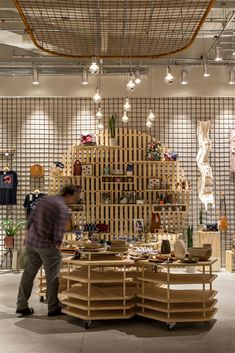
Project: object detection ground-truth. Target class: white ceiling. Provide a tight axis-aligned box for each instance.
[0,0,235,75]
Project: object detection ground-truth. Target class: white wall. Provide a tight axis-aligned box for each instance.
[0,66,234,97]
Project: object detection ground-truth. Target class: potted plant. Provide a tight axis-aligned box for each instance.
[0,218,27,249]
[108,114,117,146]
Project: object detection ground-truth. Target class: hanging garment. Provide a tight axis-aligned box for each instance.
[219,194,228,232]
[0,170,18,205]
[230,130,235,172]
[23,193,46,217]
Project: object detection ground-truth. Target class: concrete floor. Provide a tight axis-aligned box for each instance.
[0,271,234,353]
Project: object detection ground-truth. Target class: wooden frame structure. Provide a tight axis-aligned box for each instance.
[49,128,188,238]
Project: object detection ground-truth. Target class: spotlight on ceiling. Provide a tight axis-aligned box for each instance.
[96,106,103,119]
[165,66,174,85]
[89,56,99,75]
[229,69,235,85]
[82,67,88,85]
[121,111,129,123]
[181,69,188,85]
[135,70,141,84]
[126,73,136,91]
[32,66,39,85]
[123,97,131,111]
[203,60,210,77]
[93,88,101,103]
[148,109,155,122]
[215,45,222,62]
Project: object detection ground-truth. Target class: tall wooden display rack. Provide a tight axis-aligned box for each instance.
[48,128,189,238]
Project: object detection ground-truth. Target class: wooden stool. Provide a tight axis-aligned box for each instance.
[226,250,235,272]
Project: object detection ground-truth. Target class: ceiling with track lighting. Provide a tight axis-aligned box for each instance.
[0,1,235,75]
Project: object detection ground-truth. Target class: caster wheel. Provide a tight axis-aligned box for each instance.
[82,320,92,329]
[40,296,44,302]
[167,323,176,331]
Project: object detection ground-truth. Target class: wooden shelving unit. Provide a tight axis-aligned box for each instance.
[48,128,189,237]
[136,259,218,329]
[61,254,136,328]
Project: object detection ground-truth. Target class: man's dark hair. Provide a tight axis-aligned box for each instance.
[61,185,81,196]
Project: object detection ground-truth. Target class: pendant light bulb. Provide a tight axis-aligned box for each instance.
[32,66,39,85]
[203,60,210,77]
[165,66,174,85]
[123,97,131,111]
[96,107,103,119]
[148,109,155,122]
[146,120,152,128]
[181,69,188,85]
[122,111,129,123]
[93,88,101,104]
[89,56,99,75]
[135,70,141,84]
[126,73,136,91]
[215,45,222,62]
[97,120,104,130]
[82,67,88,85]
[229,69,235,85]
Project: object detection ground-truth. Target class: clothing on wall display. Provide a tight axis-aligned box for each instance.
[230,130,235,172]
[196,120,214,211]
[23,193,46,217]
[0,170,18,205]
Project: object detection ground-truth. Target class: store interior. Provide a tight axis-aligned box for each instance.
[1,1,235,352]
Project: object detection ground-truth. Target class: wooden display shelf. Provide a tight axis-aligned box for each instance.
[137,272,217,284]
[63,285,136,301]
[62,269,137,283]
[74,145,120,149]
[63,257,132,266]
[132,161,178,164]
[138,286,217,303]
[99,204,149,207]
[146,189,186,192]
[62,298,136,311]
[137,298,217,313]
[62,307,136,320]
[137,308,217,323]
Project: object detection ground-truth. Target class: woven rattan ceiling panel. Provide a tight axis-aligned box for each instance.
[14,0,215,59]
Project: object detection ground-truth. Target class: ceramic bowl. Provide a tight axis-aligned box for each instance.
[188,247,212,261]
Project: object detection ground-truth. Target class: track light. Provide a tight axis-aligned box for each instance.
[148,109,155,122]
[97,120,104,130]
[203,60,210,77]
[123,98,131,111]
[229,69,235,85]
[181,69,188,85]
[93,88,101,103]
[89,56,99,75]
[146,120,152,128]
[32,66,39,85]
[135,70,141,84]
[165,66,174,85]
[126,73,136,91]
[122,111,129,123]
[82,67,88,85]
[215,45,222,62]
[96,106,103,119]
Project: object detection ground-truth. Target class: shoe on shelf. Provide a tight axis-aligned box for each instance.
[48,307,66,317]
[16,307,34,316]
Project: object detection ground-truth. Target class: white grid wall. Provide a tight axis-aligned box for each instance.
[0,97,234,267]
